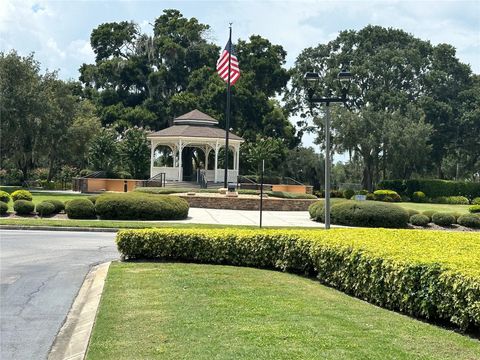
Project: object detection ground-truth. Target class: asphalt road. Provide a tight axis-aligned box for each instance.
[0,230,118,360]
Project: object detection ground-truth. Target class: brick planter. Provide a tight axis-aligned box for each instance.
[178,194,317,211]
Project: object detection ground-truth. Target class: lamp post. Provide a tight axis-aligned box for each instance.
[304,69,352,229]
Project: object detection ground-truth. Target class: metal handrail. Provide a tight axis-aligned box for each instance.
[283,177,303,186]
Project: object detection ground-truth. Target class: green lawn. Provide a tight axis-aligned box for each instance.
[397,202,471,214]
[6,191,87,211]
[86,262,480,360]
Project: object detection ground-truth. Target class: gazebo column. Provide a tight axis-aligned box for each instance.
[178,139,182,181]
[150,140,155,178]
[235,145,240,171]
[204,146,210,170]
[214,141,219,183]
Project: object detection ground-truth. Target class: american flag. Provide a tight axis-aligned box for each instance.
[216,39,240,85]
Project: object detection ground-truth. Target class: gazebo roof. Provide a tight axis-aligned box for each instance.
[148,109,243,141]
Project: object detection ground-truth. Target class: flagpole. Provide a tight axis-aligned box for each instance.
[223,24,232,188]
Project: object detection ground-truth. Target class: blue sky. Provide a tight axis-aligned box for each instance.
[1,0,479,151]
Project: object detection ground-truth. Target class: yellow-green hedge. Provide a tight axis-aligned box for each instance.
[116,228,480,332]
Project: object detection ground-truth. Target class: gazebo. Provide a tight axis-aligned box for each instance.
[147,109,244,184]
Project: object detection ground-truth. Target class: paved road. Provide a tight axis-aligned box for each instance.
[0,230,118,360]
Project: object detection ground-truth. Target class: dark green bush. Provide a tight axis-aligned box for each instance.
[11,190,33,202]
[0,202,8,215]
[330,201,409,228]
[469,205,480,213]
[410,214,430,227]
[373,190,401,202]
[432,213,456,227]
[0,190,11,203]
[411,191,427,203]
[343,189,355,200]
[65,199,96,219]
[431,196,469,205]
[266,191,317,199]
[116,228,480,331]
[36,201,56,217]
[87,195,99,204]
[472,197,480,205]
[422,210,437,221]
[95,193,189,220]
[13,200,35,215]
[366,193,375,200]
[44,199,65,213]
[379,179,480,199]
[356,190,369,195]
[457,214,480,229]
[406,209,419,217]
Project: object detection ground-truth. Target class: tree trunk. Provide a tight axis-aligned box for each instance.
[362,155,374,192]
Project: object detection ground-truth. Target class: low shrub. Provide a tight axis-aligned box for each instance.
[266,191,317,199]
[472,197,480,205]
[431,196,470,205]
[366,193,375,201]
[87,195,99,204]
[0,202,8,215]
[11,189,33,202]
[422,210,437,221]
[95,193,189,220]
[410,214,430,227]
[343,189,355,200]
[44,199,65,213]
[432,213,456,227]
[469,205,480,214]
[407,209,419,217]
[457,214,480,229]
[373,190,401,202]
[356,190,369,196]
[65,199,96,219]
[0,190,11,203]
[116,228,480,331]
[411,191,427,203]
[36,201,55,217]
[329,201,409,228]
[13,200,35,215]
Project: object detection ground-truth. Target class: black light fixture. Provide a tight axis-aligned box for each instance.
[304,67,353,230]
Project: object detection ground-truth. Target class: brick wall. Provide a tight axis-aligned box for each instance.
[178,195,317,211]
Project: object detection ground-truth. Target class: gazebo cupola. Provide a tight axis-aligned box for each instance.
[147,109,244,183]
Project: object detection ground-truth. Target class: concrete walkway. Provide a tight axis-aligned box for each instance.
[176,208,322,227]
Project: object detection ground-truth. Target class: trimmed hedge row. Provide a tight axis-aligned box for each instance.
[378,179,480,199]
[116,228,480,331]
[309,200,409,228]
[95,193,189,220]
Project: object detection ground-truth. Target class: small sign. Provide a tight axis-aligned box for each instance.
[354,195,367,201]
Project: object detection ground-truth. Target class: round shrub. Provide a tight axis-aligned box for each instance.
[44,199,65,213]
[410,214,430,227]
[366,193,375,201]
[95,193,189,220]
[0,202,8,215]
[411,191,427,203]
[356,190,369,195]
[472,197,480,205]
[432,213,456,227]
[422,210,437,221]
[457,214,480,229]
[329,201,409,228]
[343,189,355,200]
[13,200,35,215]
[373,190,401,202]
[87,195,99,204]
[11,190,33,202]
[65,199,96,219]
[407,209,419,217]
[36,201,55,217]
[469,205,480,214]
[0,190,11,203]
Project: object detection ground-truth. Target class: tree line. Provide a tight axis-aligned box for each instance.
[1,9,478,190]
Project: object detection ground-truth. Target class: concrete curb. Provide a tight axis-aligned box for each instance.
[48,262,111,360]
[0,225,119,233]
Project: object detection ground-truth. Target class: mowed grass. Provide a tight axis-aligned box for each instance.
[397,202,471,214]
[6,191,88,211]
[86,262,480,360]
